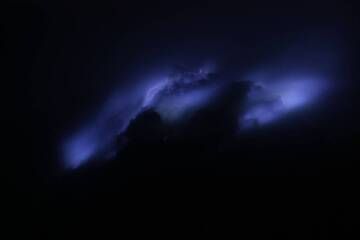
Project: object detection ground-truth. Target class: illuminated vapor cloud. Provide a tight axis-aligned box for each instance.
[239,30,340,129]
[62,67,331,168]
[62,87,145,169]
[144,65,219,122]
[241,73,329,129]
[62,34,338,169]
[62,65,218,169]
[154,86,218,122]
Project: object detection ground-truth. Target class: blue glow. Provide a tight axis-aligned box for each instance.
[268,77,325,109]
[143,64,219,122]
[62,83,150,169]
[142,80,168,107]
[61,65,218,169]
[62,53,334,168]
[154,86,217,122]
[63,127,98,169]
[241,74,328,129]
[242,98,285,127]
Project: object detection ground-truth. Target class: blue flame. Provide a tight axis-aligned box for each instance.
[241,73,328,129]
[154,86,218,122]
[61,81,152,169]
[61,46,336,169]
[61,65,218,169]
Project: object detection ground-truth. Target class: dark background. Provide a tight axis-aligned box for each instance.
[3,0,359,238]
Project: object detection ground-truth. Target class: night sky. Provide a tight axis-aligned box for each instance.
[4,0,359,238]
